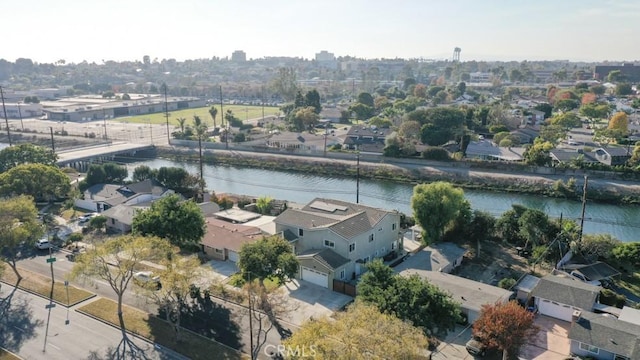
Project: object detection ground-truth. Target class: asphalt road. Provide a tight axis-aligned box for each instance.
[0,286,174,360]
[15,252,284,359]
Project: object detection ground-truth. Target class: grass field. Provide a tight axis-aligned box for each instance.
[114,105,280,126]
[1,268,94,306]
[78,298,246,360]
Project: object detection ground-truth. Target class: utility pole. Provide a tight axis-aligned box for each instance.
[220,86,227,149]
[247,272,255,360]
[356,153,360,204]
[578,175,588,243]
[18,101,24,131]
[49,127,55,152]
[102,108,108,140]
[163,83,170,144]
[1,86,12,146]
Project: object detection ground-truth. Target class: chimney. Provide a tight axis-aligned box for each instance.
[572,310,582,324]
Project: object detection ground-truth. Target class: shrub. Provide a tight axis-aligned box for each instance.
[421,146,451,161]
[600,289,626,308]
[498,277,516,289]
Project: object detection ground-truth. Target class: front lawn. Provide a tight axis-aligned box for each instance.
[227,273,280,292]
[1,268,94,306]
[78,298,245,360]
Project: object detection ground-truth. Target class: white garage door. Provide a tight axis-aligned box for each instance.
[227,250,238,263]
[537,298,574,322]
[301,267,328,288]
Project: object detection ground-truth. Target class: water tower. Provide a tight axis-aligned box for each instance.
[453,47,461,62]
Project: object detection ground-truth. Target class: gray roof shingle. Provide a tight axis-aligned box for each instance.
[530,275,600,310]
[569,311,640,358]
[297,248,350,270]
[276,198,392,240]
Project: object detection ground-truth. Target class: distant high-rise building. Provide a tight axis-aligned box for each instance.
[315,50,337,69]
[231,50,246,62]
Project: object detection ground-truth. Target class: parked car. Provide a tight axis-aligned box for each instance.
[570,271,601,287]
[35,238,52,250]
[465,337,487,357]
[133,271,161,289]
[78,213,98,224]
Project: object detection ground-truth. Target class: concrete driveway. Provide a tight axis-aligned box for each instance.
[207,259,239,281]
[431,325,477,360]
[520,315,571,360]
[277,279,353,327]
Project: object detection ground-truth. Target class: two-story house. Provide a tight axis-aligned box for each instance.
[274,198,401,289]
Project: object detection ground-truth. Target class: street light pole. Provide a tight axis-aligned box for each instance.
[163,83,170,144]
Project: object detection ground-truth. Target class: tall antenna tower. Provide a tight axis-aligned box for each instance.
[453,47,461,62]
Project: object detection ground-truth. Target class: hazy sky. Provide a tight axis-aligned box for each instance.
[5,0,639,64]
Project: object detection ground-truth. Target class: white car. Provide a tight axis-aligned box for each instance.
[78,213,98,224]
[133,271,161,289]
[35,238,52,250]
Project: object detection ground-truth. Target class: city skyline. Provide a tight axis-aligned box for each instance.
[4,0,640,64]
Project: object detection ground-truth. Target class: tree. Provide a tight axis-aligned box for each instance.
[271,67,299,101]
[590,84,606,95]
[208,106,218,128]
[523,140,553,166]
[574,234,621,261]
[348,103,374,121]
[132,165,155,182]
[0,164,71,202]
[411,182,470,244]
[607,70,624,83]
[132,194,205,249]
[304,89,322,114]
[615,83,633,96]
[548,113,581,129]
[580,103,610,123]
[553,99,579,112]
[609,111,629,133]
[358,260,461,336]
[283,301,429,360]
[357,92,374,108]
[146,253,201,342]
[155,166,200,198]
[192,115,208,199]
[83,163,128,188]
[0,196,43,282]
[0,143,57,173]
[255,196,273,215]
[237,235,298,288]
[292,106,320,131]
[518,209,552,247]
[611,242,640,272]
[70,235,169,358]
[473,301,537,360]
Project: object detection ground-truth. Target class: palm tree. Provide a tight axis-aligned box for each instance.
[176,117,186,134]
[192,115,208,200]
[208,106,218,129]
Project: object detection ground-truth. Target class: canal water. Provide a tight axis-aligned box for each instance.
[125,158,640,242]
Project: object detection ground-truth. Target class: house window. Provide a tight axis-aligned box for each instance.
[391,242,395,250]
[324,240,335,248]
[579,343,599,354]
[369,234,374,242]
[349,243,356,252]
[392,223,396,230]
[298,229,304,236]
[111,219,115,225]
[340,270,345,280]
